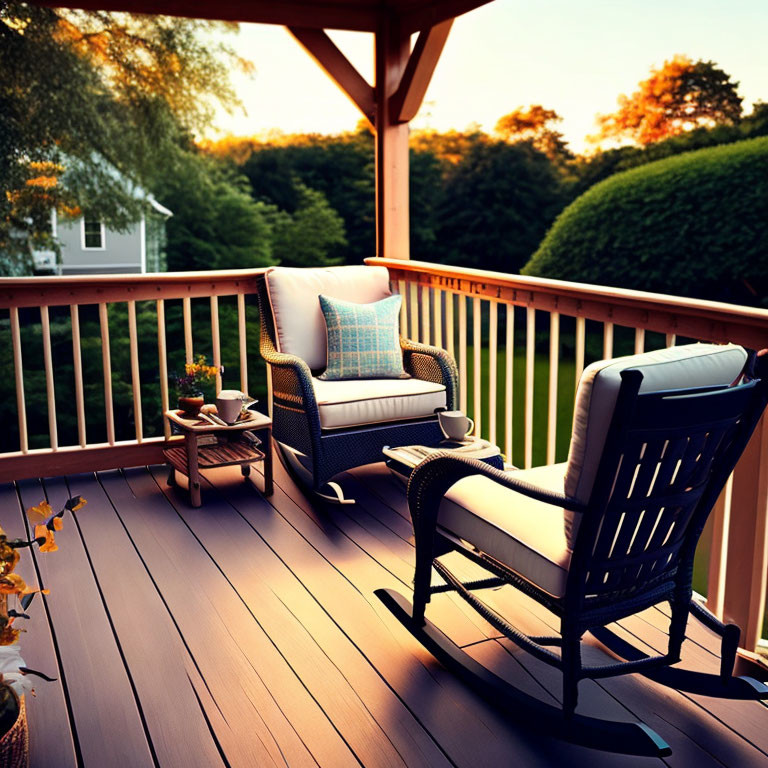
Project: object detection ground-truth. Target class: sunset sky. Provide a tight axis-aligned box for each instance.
[210,0,768,152]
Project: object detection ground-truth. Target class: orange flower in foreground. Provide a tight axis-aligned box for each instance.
[34,525,58,553]
[0,542,19,575]
[0,574,29,595]
[27,501,54,526]
[0,625,21,646]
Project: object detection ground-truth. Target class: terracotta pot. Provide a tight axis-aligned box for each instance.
[178,393,204,417]
[0,692,29,768]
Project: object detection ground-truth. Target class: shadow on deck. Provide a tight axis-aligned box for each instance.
[2,448,768,767]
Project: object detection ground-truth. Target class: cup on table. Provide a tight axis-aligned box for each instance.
[438,410,474,442]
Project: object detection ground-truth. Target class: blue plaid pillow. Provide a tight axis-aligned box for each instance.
[318,294,407,380]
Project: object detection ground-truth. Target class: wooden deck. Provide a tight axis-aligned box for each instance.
[3,451,768,768]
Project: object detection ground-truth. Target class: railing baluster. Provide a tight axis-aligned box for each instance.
[488,301,498,446]
[40,306,58,451]
[504,304,514,464]
[183,296,193,364]
[547,311,560,465]
[210,296,222,394]
[459,295,467,415]
[634,327,645,354]
[99,302,115,446]
[128,300,143,443]
[706,477,732,619]
[574,316,585,394]
[722,416,768,650]
[397,279,407,337]
[603,321,614,359]
[433,288,443,349]
[421,286,431,345]
[238,293,248,394]
[445,291,455,360]
[70,305,86,448]
[10,308,28,454]
[473,297,482,437]
[409,281,419,341]
[525,306,535,469]
[157,299,170,441]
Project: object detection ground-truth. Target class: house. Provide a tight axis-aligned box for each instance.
[32,167,172,275]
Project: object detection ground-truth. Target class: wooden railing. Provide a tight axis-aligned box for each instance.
[0,269,264,482]
[369,257,768,656]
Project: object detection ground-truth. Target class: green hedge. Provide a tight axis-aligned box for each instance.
[523,137,768,306]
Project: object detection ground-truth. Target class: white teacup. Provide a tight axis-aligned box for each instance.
[216,390,256,424]
[438,410,474,441]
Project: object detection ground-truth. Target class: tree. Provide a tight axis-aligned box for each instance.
[154,150,275,272]
[434,136,567,274]
[268,183,347,268]
[593,55,743,146]
[524,137,768,307]
[495,105,572,165]
[0,2,245,272]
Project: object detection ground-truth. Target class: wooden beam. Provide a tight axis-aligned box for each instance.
[391,19,453,123]
[399,0,493,35]
[374,15,410,259]
[31,1,382,31]
[288,27,375,127]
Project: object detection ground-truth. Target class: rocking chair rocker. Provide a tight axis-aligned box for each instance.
[378,343,768,756]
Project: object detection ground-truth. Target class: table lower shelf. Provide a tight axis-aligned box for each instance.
[164,442,265,476]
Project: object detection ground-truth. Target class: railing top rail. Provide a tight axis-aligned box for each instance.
[369,258,768,350]
[0,268,267,309]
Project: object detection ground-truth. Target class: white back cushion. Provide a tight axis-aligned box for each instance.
[565,343,747,511]
[265,266,392,370]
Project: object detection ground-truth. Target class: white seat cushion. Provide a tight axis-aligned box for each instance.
[312,377,446,429]
[563,342,747,548]
[265,265,392,371]
[439,463,571,597]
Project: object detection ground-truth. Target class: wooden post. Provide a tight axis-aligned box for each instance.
[374,15,410,260]
[722,415,768,651]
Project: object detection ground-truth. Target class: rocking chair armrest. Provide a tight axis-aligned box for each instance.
[408,452,585,529]
[259,346,319,413]
[400,338,459,410]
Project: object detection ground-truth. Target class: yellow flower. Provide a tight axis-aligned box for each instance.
[0,625,21,646]
[0,543,19,576]
[34,525,58,553]
[0,574,29,595]
[27,501,53,526]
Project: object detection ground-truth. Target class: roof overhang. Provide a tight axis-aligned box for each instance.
[30,0,493,33]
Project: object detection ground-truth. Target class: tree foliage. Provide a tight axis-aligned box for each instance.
[154,150,275,272]
[524,137,768,306]
[495,105,572,165]
[0,1,244,272]
[593,55,743,146]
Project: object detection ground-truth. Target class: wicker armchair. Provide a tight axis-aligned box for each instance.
[256,265,458,501]
[379,343,768,755]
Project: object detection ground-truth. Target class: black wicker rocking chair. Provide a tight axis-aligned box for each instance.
[256,266,458,503]
[378,344,768,756]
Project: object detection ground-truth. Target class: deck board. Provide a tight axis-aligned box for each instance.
[3,452,767,767]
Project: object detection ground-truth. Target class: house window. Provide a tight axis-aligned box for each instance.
[82,219,105,250]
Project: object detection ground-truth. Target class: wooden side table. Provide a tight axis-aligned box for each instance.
[164,409,273,507]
